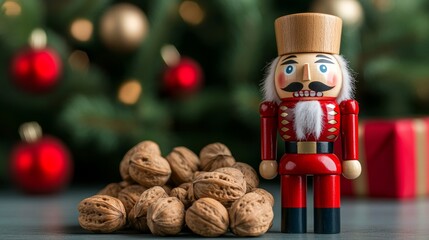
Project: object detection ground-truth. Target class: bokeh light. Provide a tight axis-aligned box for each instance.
[2,0,21,16]
[118,79,142,105]
[70,18,93,42]
[161,45,180,67]
[68,50,90,71]
[29,28,47,49]
[179,1,205,25]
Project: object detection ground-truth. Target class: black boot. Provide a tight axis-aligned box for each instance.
[314,208,340,234]
[281,207,307,233]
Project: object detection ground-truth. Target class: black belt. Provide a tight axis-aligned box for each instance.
[285,141,334,154]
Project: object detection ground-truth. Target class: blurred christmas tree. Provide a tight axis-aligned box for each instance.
[0,0,312,184]
[312,0,429,117]
[357,0,429,116]
[1,0,428,184]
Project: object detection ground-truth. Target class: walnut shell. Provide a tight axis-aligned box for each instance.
[178,182,192,191]
[128,186,169,232]
[199,143,235,171]
[129,153,171,188]
[192,171,207,180]
[147,197,185,236]
[166,147,200,185]
[118,180,134,188]
[232,162,259,192]
[170,187,193,209]
[119,149,134,182]
[193,171,246,207]
[78,195,126,233]
[117,185,147,214]
[120,141,161,181]
[214,167,247,193]
[252,188,275,207]
[178,182,196,203]
[229,192,273,236]
[186,198,229,237]
[97,183,122,198]
[161,185,172,195]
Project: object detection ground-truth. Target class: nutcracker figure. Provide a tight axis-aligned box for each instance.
[259,13,361,234]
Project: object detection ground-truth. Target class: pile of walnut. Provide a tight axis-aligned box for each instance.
[78,141,274,237]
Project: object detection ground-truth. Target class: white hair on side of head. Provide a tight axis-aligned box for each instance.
[334,54,356,103]
[261,57,280,103]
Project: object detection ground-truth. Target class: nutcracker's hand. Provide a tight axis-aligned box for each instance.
[342,160,361,179]
[259,160,278,180]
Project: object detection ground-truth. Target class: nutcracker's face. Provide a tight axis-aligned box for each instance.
[274,53,343,100]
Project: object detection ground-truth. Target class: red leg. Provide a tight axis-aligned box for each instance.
[281,174,306,233]
[314,174,340,234]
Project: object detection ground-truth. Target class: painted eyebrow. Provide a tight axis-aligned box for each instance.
[281,55,297,65]
[281,59,298,65]
[316,54,332,59]
[315,59,334,64]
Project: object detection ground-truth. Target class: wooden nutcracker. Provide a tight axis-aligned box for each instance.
[259,13,361,234]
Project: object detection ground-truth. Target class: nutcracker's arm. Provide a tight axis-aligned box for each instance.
[340,99,361,179]
[260,101,278,160]
[340,99,359,160]
[259,101,278,179]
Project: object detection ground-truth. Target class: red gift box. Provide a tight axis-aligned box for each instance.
[338,118,429,198]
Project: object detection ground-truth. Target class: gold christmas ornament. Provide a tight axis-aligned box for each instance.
[99,3,149,52]
[310,0,363,26]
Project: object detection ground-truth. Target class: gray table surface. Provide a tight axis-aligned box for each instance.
[1,181,429,240]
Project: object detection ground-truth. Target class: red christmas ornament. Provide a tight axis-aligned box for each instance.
[162,57,203,97]
[10,122,72,194]
[10,29,62,93]
[11,48,62,93]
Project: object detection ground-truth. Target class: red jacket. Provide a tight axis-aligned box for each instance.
[260,99,359,174]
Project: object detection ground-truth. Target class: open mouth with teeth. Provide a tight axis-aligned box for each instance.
[293,90,323,97]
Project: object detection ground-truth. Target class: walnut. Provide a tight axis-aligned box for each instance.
[118,180,134,188]
[161,185,172,195]
[129,153,171,188]
[193,170,246,207]
[170,187,194,209]
[178,182,196,204]
[229,192,273,236]
[77,141,274,236]
[117,184,147,214]
[128,186,169,232]
[178,182,192,190]
[147,197,185,236]
[185,198,229,237]
[97,183,122,197]
[78,195,126,233]
[135,140,162,155]
[166,146,200,185]
[192,171,207,180]
[119,141,161,181]
[199,143,235,171]
[119,149,134,182]
[252,188,274,207]
[214,167,247,193]
[232,162,259,192]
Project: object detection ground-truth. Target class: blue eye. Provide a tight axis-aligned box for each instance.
[319,64,328,73]
[285,65,295,75]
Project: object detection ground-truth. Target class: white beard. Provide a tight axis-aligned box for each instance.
[293,101,324,140]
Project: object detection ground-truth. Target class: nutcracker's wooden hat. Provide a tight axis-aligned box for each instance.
[275,13,342,56]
